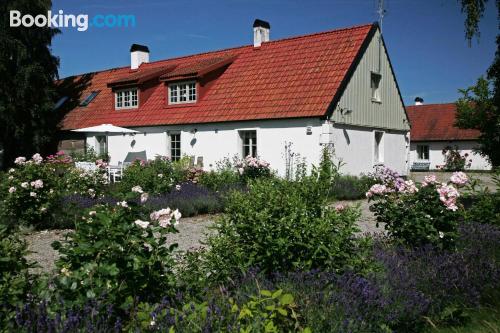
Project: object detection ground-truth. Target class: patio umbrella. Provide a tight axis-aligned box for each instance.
[71,124,139,133]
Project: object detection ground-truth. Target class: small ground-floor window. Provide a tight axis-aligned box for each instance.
[417,144,429,160]
[170,133,181,161]
[96,136,107,156]
[240,130,257,158]
[374,131,384,164]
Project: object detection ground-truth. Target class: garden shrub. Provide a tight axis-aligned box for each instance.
[0,154,64,228]
[202,174,365,282]
[117,156,189,195]
[199,157,241,192]
[440,146,472,171]
[0,153,109,229]
[235,155,272,181]
[0,224,33,327]
[463,168,500,226]
[63,165,108,198]
[368,170,468,248]
[464,192,500,226]
[199,155,272,192]
[69,146,108,163]
[330,174,377,200]
[51,197,181,309]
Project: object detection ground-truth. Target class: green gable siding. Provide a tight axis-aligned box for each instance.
[331,29,410,131]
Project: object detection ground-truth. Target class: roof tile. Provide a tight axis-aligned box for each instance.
[61,23,374,130]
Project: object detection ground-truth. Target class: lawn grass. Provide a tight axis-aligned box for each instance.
[425,306,500,333]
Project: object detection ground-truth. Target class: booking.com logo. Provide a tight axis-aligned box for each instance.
[10,10,136,31]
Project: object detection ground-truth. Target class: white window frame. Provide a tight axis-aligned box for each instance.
[169,132,181,161]
[168,81,197,105]
[416,144,430,161]
[370,71,382,103]
[95,135,108,156]
[240,130,257,158]
[373,130,384,165]
[115,88,139,109]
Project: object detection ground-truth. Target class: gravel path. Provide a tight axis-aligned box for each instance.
[25,202,380,274]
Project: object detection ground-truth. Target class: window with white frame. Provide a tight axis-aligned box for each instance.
[170,133,181,161]
[371,72,382,102]
[240,131,257,158]
[168,82,196,104]
[96,136,107,156]
[417,145,429,160]
[374,131,384,164]
[115,89,138,109]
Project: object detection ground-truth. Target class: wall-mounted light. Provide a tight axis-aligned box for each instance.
[306,126,312,135]
[340,108,353,116]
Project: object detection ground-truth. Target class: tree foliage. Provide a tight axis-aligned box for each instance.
[456,78,500,166]
[0,0,59,169]
[456,0,500,166]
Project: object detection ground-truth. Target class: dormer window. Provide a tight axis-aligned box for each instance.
[168,81,196,105]
[115,88,138,109]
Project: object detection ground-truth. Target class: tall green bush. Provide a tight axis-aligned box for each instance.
[202,174,364,282]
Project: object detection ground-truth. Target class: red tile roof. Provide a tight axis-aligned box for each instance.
[60,23,376,130]
[407,103,481,141]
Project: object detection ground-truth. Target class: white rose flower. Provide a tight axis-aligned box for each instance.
[140,192,149,204]
[134,220,149,229]
[173,209,182,224]
[31,153,43,164]
[21,182,29,189]
[14,157,26,165]
[439,231,444,239]
[8,187,16,193]
[30,192,37,197]
[117,201,128,208]
[131,185,143,193]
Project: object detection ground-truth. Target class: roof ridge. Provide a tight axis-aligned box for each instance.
[407,102,457,107]
[60,22,375,79]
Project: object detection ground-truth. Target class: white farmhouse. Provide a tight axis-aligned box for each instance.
[407,100,491,170]
[59,20,410,176]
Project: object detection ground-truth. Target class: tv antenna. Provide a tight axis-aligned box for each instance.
[377,0,386,33]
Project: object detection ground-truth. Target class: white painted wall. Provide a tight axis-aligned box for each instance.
[86,118,325,177]
[409,141,491,170]
[84,118,408,176]
[332,123,409,176]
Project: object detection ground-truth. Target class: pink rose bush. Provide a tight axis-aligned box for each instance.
[1,155,62,227]
[368,168,468,248]
[0,152,108,228]
[234,156,272,180]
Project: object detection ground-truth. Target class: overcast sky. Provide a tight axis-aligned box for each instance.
[51,0,498,105]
